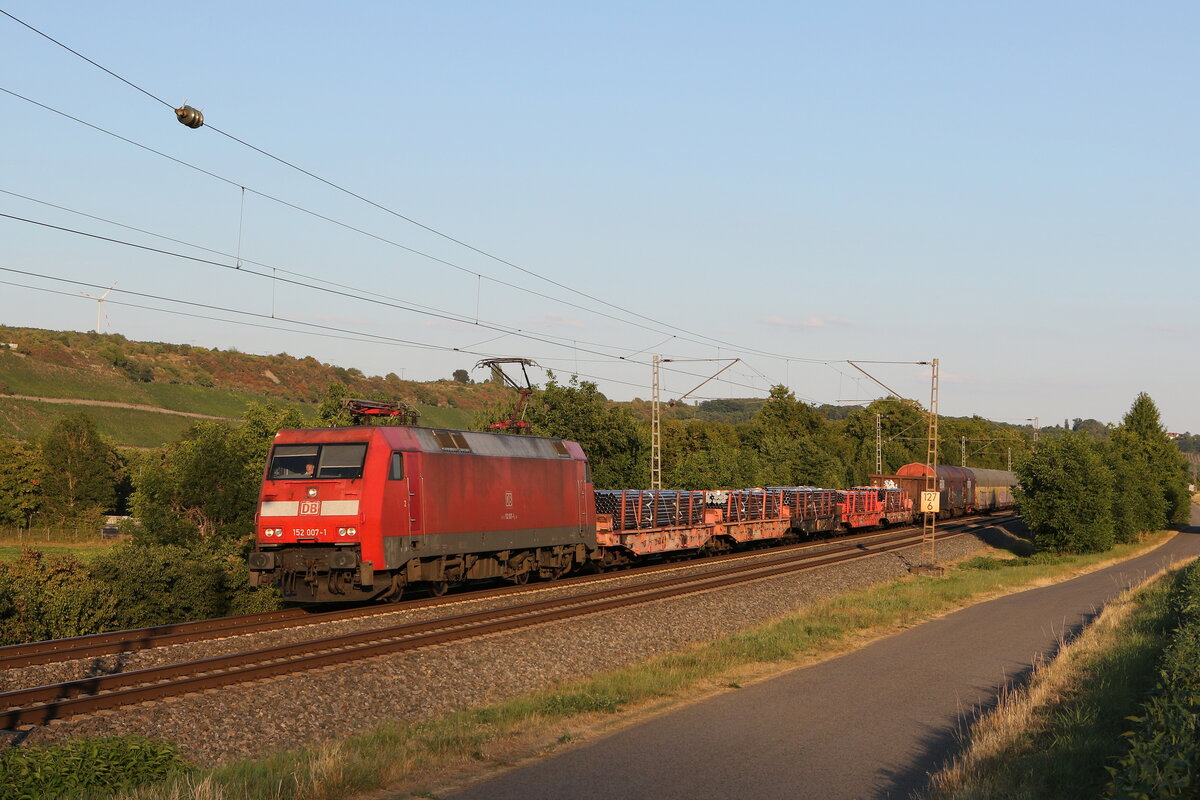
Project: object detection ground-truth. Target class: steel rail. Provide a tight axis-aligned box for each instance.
[0,514,1011,670]
[0,517,1010,730]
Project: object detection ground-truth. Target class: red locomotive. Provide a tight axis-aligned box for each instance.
[248,426,594,602]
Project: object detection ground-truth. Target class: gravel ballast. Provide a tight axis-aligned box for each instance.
[10,530,994,764]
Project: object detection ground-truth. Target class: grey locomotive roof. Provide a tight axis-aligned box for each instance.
[408,427,580,460]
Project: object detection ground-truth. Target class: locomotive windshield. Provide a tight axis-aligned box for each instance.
[269,443,368,480]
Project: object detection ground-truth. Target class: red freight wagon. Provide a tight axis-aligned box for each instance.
[840,486,915,528]
[249,426,595,602]
[838,488,885,528]
[869,463,973,518]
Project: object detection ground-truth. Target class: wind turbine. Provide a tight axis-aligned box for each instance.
[81,282,117,333]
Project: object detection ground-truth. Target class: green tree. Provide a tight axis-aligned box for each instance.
[36,412,121,523]
[745,386,849,487]
[840,399,928,482]
[132,422,255,545]
[525,374,646,488]
[317,381,354,426]
[130,403,304,547]
[0,438,42,526]
[662,419,759,488]
[452,369,471,384]
[1107,428,1168,543]
[1119,392,1190,525]
[1016,433,1115,553]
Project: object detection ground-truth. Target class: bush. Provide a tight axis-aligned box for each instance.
[0,736,187,799]
[958,556,1004,571]
[89,542,231,629]
[0,549,118,645]
[1106,561,1200,797]
[222,550,284,615]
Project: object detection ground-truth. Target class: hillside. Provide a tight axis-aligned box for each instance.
[0,326,516,446]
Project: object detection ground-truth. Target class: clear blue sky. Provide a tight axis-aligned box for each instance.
[1,2,1196,431]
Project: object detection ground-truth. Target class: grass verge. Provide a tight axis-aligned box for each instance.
[104,532,1172,800]
[921,558,1191,800]
[0,543,118,563]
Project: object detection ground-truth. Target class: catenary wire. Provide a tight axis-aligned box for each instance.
[0,261,778,398]
[0,15,842,366]
[0,275,717,398]
[0,188,676,360]
[0,14,919,400]
[0,84,847,373]
[0,86,716,350]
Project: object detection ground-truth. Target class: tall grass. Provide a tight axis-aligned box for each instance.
[922,562,1187,799]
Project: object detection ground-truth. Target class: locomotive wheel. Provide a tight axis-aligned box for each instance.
[383,585,405,603]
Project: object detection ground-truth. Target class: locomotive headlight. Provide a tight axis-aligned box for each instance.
[274,528,283,536]
[347,527,357,536]
[337,527,347,536]
[307,487,318,498]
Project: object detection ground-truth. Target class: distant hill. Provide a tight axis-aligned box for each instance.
[0,326,516,447]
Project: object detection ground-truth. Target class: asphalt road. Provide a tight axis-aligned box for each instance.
[448,515,1200,800]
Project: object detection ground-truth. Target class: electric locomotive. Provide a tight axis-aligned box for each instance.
[248,425,595,602]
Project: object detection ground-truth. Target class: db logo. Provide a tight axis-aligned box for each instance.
[299,501,320,516]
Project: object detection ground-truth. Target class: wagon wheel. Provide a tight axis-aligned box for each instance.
[427,580,449,597]
[509,568,530,585]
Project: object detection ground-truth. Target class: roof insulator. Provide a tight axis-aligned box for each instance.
[175,105,204,129]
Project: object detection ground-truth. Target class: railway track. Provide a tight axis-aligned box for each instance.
[0,517,1010,730]
[0,515,1005,672]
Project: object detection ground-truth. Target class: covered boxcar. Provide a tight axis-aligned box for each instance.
[968,467,1018,512]
[248,426,595,602]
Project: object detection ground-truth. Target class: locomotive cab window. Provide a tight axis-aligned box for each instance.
[269,443,368,480]
[389,452,405,480]
[318,444,368,478]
